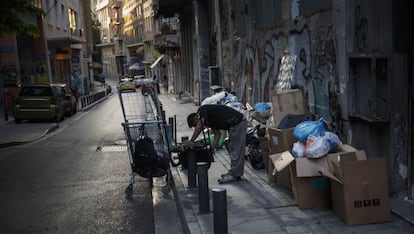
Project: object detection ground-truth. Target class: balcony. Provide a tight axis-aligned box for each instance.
[47,27,85,46]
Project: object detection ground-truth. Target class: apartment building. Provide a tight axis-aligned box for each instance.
[43,0,87,92]
[123,0,144,76]
[0,0,91,89]
[95,0,177,84]
[96,0,122,79]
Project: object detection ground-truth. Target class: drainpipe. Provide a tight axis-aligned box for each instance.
[214,0,223,85]
[408,80,413,199]
[44,0,58,83]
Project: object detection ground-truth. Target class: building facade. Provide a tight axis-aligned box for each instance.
[0,0,93,113]
[43,0,89,94]
[96,0,177,86]
[96,0,122,79]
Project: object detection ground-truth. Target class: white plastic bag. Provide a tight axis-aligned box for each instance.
[303,136,330,158]
[292,141,305,158]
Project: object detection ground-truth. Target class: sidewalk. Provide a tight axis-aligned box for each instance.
[1,92,414,233]
[158,94,414,234]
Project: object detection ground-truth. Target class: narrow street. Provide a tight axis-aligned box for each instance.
[0,82,170,233]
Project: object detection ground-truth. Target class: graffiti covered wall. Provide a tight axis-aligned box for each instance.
[221,2,342,133]
[219,0,409,196]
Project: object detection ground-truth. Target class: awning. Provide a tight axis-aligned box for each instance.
[150,55,165,69]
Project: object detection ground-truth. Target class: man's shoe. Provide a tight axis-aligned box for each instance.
[218,175,241,184]
[220,172,230,178]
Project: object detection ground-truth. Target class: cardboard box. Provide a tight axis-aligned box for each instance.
[320,150,391,225]
[269,152,293,190]
[269,151,330,208]
[270,144,358,209]
[268,127,295,154]
[289,162,331,209]
[275,166,291,190]
[271,89,307,125]
[267,127,295,187]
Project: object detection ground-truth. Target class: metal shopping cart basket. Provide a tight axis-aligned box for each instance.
[118,80,172,196]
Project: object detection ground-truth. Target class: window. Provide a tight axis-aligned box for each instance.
[68,8,77,32]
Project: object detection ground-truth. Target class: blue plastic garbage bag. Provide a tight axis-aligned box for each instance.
[293,118,326,144]
[254,102,271,113]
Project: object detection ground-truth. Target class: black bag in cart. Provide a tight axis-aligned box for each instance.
[133,136,169,178]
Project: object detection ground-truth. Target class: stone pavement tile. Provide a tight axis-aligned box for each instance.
[391,198,414,225]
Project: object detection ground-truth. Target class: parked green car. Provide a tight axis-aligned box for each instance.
[13,84,75,123]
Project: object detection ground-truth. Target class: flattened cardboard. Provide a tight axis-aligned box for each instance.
[270,151,295,173]
[271,89,306,125]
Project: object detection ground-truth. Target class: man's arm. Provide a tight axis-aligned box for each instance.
[210,129,221,150]
[190,117,204,142]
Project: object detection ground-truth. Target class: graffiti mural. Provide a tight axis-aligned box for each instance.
[226,9,342,132]
[232,32,284,104]
[291,20,341,132]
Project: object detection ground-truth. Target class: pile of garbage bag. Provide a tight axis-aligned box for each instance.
[292,118,342,158]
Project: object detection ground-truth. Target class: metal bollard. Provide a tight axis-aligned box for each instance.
[197,162,210,213]
[213,188,228,234]
[187,150,197,188]
[162,110,166,123]
[168,117,175,143]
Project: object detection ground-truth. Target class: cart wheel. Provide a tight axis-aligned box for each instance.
[125,184,133,196]
[162,185,171,194]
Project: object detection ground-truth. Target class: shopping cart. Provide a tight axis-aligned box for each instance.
[118,80,172,196]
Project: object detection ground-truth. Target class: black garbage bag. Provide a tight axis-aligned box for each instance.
[246,146,265,170]
[133,136,169,178]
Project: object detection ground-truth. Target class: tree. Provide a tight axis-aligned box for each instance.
[0,0,44,38]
